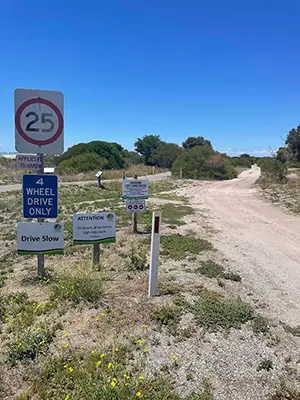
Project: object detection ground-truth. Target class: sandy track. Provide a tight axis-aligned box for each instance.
[0,171,171,193]
[182,166,300,326]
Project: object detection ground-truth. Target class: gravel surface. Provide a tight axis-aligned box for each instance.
[179,166,300,327]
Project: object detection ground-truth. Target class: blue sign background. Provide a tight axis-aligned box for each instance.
[23,174,58,218]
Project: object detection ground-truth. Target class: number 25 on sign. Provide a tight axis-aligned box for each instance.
[14,88,64,155]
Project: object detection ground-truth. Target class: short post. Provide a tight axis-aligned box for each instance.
[92,243,100,268]
[148,211,161,297]
[132,174,138,234]
[123,171,126,180]
[97,175,101,187]
[179,168,183,179]
[37,153,45,278]
[152,166,155,175]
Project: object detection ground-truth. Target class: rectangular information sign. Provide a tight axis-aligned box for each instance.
[16,154,42,172]
[23,174,58,218]
[73,212,116,245]
[122,179,149,200]
[17,222,64,255]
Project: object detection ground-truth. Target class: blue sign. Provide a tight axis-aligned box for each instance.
[23,174,58,218]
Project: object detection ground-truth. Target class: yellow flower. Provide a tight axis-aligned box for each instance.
[124,382,129,387]
[64,332,69,337]
[141,324,148,329]
[36,327,41,331]
[64,364,69,369]
[136,392,142,397]
[64,395,70,400]
[172,355,179,361]
[101,312,105,317]
[107,362,113,370]
[80,346,85,350]
[143,349,148,353]
[138,376,144,380]
[65,343,69,349]
[39,340,45,345]
[136,339,145,345]
[95,317,99,321]
[91,350,95,355]
[100,353,105,358]
[86,317,90,322]
[114,347,119,352]
[96,361,101,367]
[111,381,116,388]
[68,367,74,373]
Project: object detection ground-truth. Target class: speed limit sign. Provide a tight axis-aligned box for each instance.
[14,88,64,154]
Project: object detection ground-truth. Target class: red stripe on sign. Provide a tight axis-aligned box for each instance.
[154,216,160,233]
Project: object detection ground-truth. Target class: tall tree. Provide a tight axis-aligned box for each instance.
[286,124,300,161]
[151,142,181,168]
[134,135,161,165]
[182,136,212,150]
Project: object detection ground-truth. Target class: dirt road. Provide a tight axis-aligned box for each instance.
[0,171,171,193]
[183,165,300,326]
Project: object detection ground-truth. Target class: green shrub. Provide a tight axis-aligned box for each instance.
[259,158,287,183]
[50,271,105,303]
[19,346,213,399]
[172,146,236,180]
[161,234,213,260]
[56,152,108,174]
[56,140,126,173]
[191,290,254,331]
[8,327,55,363]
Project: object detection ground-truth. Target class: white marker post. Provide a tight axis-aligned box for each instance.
[148,211,161,297]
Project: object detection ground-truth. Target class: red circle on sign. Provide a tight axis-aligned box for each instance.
[15,97,64,146]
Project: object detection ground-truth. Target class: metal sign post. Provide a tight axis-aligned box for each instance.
[132,175,138,234]
[37,154,45,277]
[92,244,100,268]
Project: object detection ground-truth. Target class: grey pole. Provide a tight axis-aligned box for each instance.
[132,174,138,234]
[37,153,45,278]
[92,243,100,268]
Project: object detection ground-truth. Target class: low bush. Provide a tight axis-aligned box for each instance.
[161,234,213,260]
[191,290,254,331]
[8,326,55,363]
[50,271,105,304]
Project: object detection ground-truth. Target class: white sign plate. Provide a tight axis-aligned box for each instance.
[16,154,43,171]
[122,179,149,200]
[17,222,64,255]
[126,200,147,213]
[95,171,103,177]
[73,212,116,245]
[15,88,64,155]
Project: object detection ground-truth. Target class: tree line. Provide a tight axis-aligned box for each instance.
[52,135,257,180]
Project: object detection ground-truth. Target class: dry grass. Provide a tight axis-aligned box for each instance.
[259,170,300,215]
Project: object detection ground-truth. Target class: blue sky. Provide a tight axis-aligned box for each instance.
[1,0,300,155]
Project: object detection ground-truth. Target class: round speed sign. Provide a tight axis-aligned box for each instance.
[15,98,63,146]
[14,88,64,154]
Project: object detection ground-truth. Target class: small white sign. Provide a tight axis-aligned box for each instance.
[95,171,103,177]
[16,154,42,171]
[17,222,64,255]
[73,212,116,245]
[122,179,149,200]
[126,200,147,213]
[15,88,64,155]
